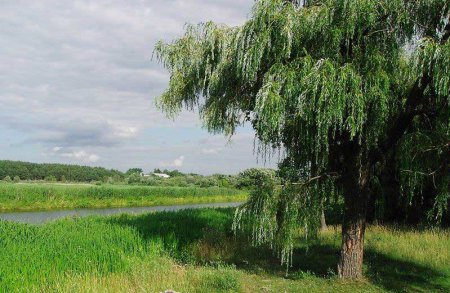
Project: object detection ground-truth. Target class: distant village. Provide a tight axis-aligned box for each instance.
[142,172,171,179]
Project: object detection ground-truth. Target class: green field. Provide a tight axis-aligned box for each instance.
[1,208,449,292]
[0,182,247,211]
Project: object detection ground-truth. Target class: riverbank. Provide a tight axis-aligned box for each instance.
[1,208,449,292]
[0,182,247,211]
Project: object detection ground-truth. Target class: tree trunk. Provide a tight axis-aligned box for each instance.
[337,205,366,278]
[337,142,370,279]
[320,207,327,231]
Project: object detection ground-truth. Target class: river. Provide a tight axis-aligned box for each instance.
[0,202,243,224]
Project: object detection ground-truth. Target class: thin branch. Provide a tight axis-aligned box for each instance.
[421,142,450,153]
[281,172,340,187]
[400,167,441,177]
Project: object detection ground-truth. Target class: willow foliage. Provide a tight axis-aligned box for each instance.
[155,0,449,268]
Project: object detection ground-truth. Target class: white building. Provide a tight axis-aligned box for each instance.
[153,173,171,179]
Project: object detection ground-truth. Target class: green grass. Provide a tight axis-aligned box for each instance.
[0,208,449,292]
[0,182,247,211]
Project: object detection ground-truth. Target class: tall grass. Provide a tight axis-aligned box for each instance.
[0,218,158,292]
[0,182,247,211]
[1,208,449,292]
[0,209,241,292]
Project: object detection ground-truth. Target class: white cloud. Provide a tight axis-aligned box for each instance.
[69,151,98,162]
[160,155,185,168]
[173,155,185,167]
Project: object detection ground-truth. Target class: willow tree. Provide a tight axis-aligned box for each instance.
[155,0,450,278]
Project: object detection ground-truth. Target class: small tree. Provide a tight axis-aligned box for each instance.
[126,173,142,184]
[126,168,143,176]
[3,176,12,182]
[155,0,449,278]
[13,176,20,183]
[106,176,115,184]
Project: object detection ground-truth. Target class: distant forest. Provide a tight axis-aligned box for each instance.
[0,160,123,182]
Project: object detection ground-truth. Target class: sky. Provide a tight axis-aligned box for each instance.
[0,0,277,174]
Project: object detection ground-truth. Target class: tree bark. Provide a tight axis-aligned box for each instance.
[338,199,367,278]
[320,207,328,231]
[337,141,370,279]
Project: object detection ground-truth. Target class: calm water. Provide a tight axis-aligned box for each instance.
[0,202,242,224]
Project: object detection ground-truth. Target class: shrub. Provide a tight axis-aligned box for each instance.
[126,173,142,184]
[236,168,276,189]
[44,175,57,182]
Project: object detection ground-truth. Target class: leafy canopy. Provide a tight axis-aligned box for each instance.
[155,0,448,166]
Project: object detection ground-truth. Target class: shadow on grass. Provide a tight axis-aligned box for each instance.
[287,244,448,292]
[109,208,449,292]
[364,251,449,292]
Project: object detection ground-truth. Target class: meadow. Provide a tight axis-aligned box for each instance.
[1,208,449,292]
[0,182,247,211]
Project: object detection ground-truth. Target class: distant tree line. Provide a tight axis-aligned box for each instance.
[0,160,124,182]
[0,160,271,189]
[125,168,244,188]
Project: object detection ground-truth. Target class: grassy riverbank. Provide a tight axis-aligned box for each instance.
[0,182,247,211]
[1,208,449,292]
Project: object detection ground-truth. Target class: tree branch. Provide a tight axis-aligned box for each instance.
[374,22,450,164]
[441,18,450,43]
[282,172,340,187]
[371,73,432,165]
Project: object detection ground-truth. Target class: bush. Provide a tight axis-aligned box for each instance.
[126,173,142,184]
[199,178,216,188]
[13,176,20,183]
[167,176,188,187]
[44,175,57,182]
[3,176,12,182]
[236,168,277,189]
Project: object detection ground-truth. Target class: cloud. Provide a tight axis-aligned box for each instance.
[0,0,281,174]
[0,0,241,151]
[49,147,100,163]
[202,148,223,155]
[160,155,185,168]
[173,156,185,167]
[8,117,140,148]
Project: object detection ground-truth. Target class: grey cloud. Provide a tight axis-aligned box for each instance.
[9,117,136,148]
